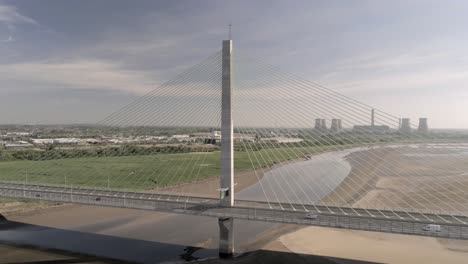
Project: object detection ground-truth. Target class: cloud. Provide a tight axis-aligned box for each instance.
[0,56,225,99]
[0,35,12,42]
[327,69,468,95]
[0,4,37,25]
[0,59,158,95]
[331,49,464,72]
[314,48,468,94]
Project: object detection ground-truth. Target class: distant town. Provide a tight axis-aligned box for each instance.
[1,116,468,153]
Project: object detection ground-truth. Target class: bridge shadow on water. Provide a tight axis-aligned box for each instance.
[0,215,381,264]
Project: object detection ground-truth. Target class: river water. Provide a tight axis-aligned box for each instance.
[237,148,366,204]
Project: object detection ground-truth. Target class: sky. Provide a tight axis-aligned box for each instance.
[0,0,467,128]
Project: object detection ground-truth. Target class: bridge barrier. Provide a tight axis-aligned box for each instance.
[0,183,467,240]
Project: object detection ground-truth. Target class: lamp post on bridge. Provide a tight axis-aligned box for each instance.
[218,38,235,258]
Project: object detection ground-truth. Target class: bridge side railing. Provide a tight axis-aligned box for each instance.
[0,184,467,240]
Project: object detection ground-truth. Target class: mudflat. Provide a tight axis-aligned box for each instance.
[278,146,468,264]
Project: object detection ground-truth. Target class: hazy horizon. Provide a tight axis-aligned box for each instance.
[1,0,468,128]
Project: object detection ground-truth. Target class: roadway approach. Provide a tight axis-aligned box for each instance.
[1,182,467,241]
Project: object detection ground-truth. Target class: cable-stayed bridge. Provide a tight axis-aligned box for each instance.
[1,40,468,256]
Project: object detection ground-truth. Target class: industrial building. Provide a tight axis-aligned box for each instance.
[2,141,34,149]
[352,109,390,133]
[397,117,429,133]
[418,118,428,133]
[330,119,343,133]
[399,118,411,133]
[32,138,80,145]
[353,125,390,133]
[314,118,327,132]
[260,137,304,143]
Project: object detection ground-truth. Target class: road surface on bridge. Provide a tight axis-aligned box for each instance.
[1,182,467,240]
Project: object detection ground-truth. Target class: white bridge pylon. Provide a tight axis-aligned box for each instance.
[220,39,234,207]
[219,39,235,258]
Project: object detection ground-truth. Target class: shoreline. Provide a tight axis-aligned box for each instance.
[154,168,268,198]
[319,147,390,206]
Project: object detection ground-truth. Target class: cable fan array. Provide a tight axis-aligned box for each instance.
[1,48,467,224]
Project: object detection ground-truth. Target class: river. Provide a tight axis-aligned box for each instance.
[237,148,366,204]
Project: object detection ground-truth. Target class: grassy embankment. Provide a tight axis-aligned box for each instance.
[0,145,346,190]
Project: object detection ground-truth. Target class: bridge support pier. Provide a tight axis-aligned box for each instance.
[218,217,234,258]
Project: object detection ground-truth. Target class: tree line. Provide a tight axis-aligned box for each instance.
[0,145,218,162]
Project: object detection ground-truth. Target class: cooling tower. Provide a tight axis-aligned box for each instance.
[320,119,327,130]
[331,119,342,133]
[400,118,411,133]
[314,118,322,130]
[418,118,428,133]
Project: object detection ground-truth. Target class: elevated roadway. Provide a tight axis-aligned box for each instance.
[1,182,467,240]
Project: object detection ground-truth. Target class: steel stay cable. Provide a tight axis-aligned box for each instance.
[76,55,223,190]
[9,52,223,190]
[232,61,448,221]
[233,54,468,219]
[234,84,394,218]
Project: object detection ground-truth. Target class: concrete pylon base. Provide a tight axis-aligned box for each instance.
[218,217,234,258]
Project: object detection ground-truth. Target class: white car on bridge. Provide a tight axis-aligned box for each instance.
[423,224,441,232]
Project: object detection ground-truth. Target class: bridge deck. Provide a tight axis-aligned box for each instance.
[1,182,467,240]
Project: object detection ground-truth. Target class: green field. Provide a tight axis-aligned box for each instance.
[0,145,344,190]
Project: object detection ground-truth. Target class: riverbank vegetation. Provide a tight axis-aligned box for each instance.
[0,144,344,190]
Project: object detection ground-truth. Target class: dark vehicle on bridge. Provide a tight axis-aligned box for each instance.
[305,213,318,219]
